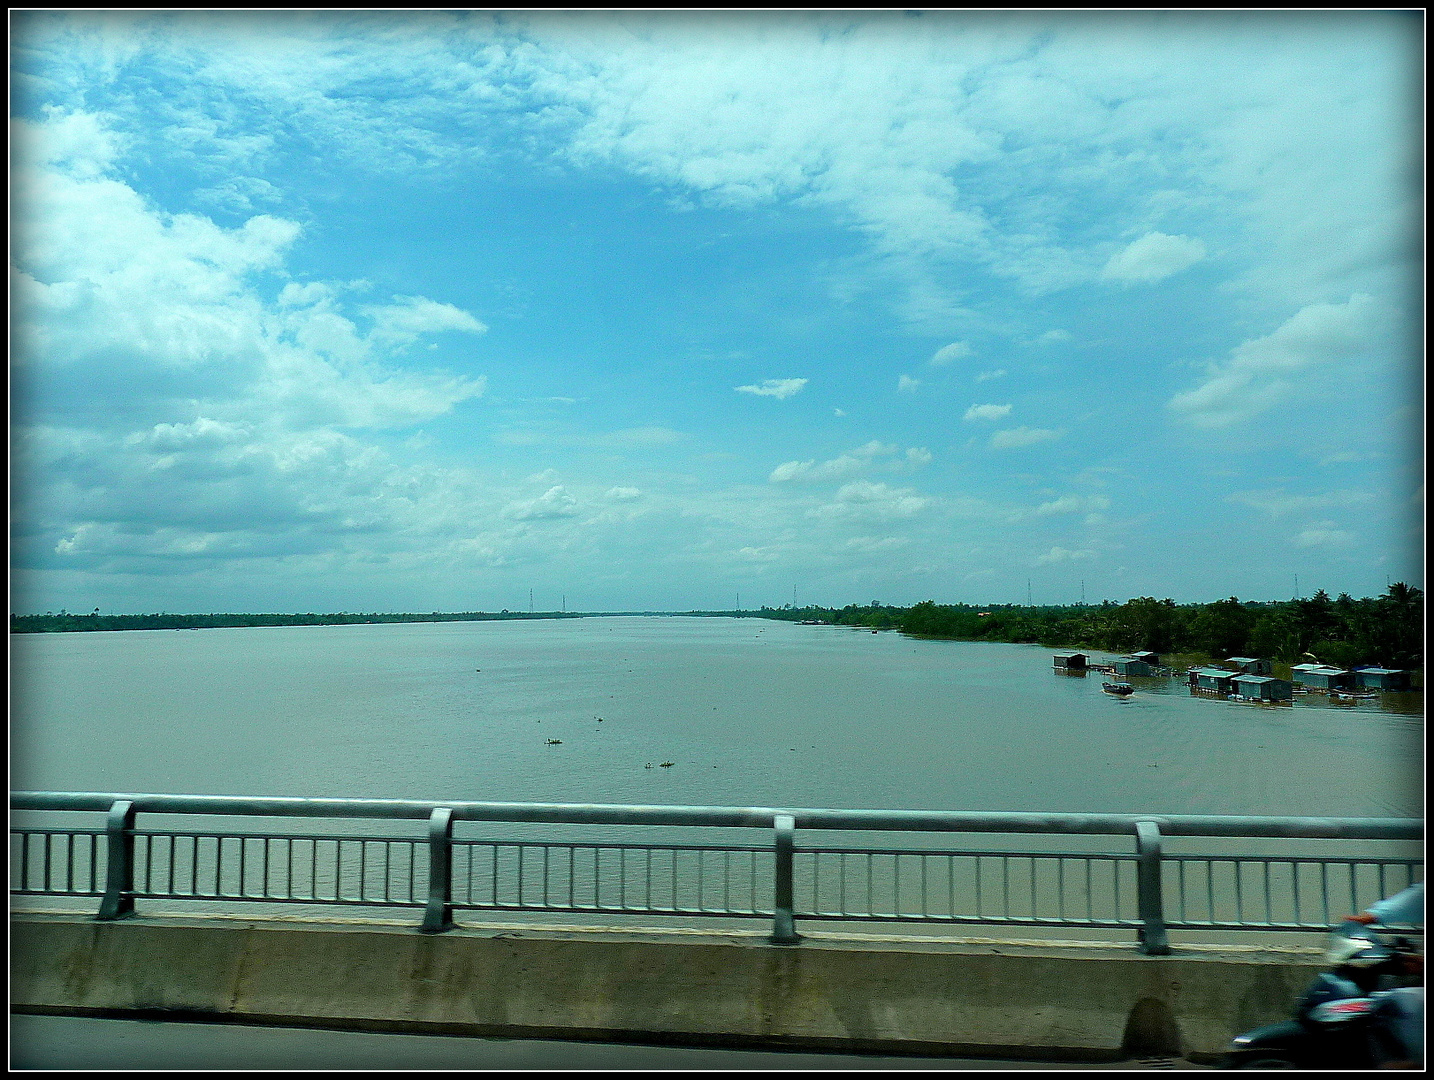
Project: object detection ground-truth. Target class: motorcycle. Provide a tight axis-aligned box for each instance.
[1222,918,1423,1069]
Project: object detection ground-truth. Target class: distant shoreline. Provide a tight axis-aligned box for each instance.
[8,610,783,633]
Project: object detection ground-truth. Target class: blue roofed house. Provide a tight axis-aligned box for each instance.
[1191,668,1236,694]
[1112,657,1154,676]
[1232,674,1293,701]
[1353,667,1411,691]
[1290,665,1353,690]
[1226,657,1272,676]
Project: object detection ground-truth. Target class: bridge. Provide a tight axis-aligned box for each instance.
[10,791,1422,1063]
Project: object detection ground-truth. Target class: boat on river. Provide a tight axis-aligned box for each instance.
[1102,681,1134,697]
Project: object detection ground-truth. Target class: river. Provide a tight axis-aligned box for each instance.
[9,615,1422,818]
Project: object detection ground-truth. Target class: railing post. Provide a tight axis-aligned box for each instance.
[1134,820,1170,955]
[420,807,455,933]
[96,800,136,921]
[769,813,801,945]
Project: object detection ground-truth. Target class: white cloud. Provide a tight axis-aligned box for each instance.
[974,369,1007,382]
[833,407,847,416]
[1037,330,1070,344]
[1227,489,1375,516]
[1100,231,1206,284]
[605,486,642,500]
[930,341,972,366]
[1036,546,1096,564]
[503,485,579,520]
[963,403,1012,422]
[809,480,931,519]
[770,441,930,483]
[361,295,487,347]
[735,378,807,399]
[1169,294,1379,427]
[1035,494,1110,516]
[991,426,1063,449]
[1294,522,1357,549]
[897,374,921,392]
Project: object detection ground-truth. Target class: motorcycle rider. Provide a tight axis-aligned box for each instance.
[1347,882,1422,1069]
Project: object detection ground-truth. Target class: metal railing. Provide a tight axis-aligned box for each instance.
[10,792,1422,954]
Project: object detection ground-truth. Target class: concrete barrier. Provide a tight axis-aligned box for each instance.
[11,911,1325,1062]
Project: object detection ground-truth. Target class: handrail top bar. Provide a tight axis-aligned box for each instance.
[9,791,1422,839]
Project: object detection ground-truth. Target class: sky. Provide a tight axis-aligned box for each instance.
[9,10,1424,615]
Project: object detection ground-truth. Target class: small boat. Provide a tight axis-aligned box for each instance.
[1102,682,1134,697]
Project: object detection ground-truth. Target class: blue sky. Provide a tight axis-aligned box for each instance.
[10,11,1423,614]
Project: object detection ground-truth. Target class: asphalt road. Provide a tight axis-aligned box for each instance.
[9,1014,1214,1071]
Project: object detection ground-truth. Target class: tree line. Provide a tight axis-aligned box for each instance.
[756,584,1424,670]
[10,610,585,633]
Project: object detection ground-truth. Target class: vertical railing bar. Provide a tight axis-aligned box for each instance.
[867,853,873,917]
[543,844,550,909]
[1208,860,1216,926]
[65,833,75,895]
[20,832,31,891]
[893,853,900,918]
[1319,861,1331,926]
[976,855,983,918]
[518,844,526,908]
[948,854,955,922]
[42,831,52,893]
[1234,858,1244,924]
[491,846,499,907]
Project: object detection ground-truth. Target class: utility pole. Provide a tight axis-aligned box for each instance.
[562,594,565,613]
[1081,579,1085,606]
[1294,574,1299,600]
[793,584,798,608]
[736,591,740,613]
[1027,578,1032,607]
[529,588,534,613]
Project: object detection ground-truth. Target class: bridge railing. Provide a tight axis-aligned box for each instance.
[10,792,1422,955]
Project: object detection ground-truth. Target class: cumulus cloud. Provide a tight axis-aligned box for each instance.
[809,480,931,519]
[991,426,1063,449]
[1169,294,1379,427]
[963,403,1012,422]
[930,341,972,366]
[769,441,930,483]
[735,378,807,399]
[605,486,642,500]
[1100,231,1206,284]
[503,485,579,520]
[974,369,1007,383]
[897,374,921,392]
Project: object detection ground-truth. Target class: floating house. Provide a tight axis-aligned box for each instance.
[1191,668,1237,694]
[1053,652,1088,670]
[1232,674,1293,701]
[1353,667,1411,691]
[1226,656,1273,676]
[1112,657,1154,676]
[1290,665,1353,691]
[1131,651,1161,668]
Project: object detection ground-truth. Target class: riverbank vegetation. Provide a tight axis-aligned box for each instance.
[757,584,1424,671]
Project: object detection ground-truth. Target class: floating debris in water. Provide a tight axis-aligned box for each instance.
[659,761,675,768]
[546,739,562,745]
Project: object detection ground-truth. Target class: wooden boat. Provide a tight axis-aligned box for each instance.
[1102,681,1134,697]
